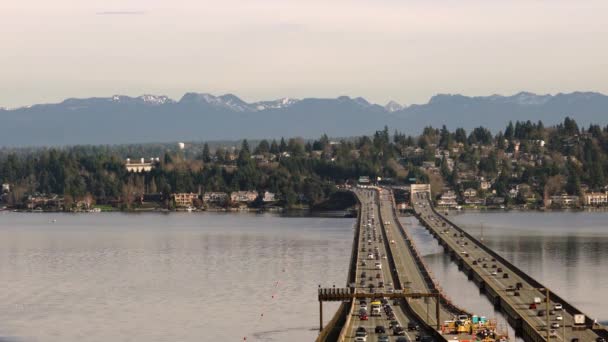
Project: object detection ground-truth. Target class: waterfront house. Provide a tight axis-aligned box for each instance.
[549,194,580,208]
[203,192,229,205]
[437,190,458,208]
[230,191,258,203]
[262,191,276,202]
[583,192,608,206]
[173,193,199,207]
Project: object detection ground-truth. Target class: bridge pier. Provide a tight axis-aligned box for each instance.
[319,300,323,331]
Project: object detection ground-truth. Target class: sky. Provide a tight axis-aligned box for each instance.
[1,0,608,108]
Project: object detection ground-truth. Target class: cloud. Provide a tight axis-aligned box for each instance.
[96,11,146,15]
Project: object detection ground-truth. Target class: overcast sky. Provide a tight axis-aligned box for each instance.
[2,0,608,108]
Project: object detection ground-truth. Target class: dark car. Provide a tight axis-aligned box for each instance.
[407,322,420,331]
[420,336,434,342]
[393,326,405,336]
[596,338,607,342]
[389,320,399,329]
[396,338,408,342]
[538,310,546,317]
[375,325,386,334]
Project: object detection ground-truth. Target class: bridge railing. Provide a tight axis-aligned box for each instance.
[424,199,602,331]
[384,188,470,317]
[316,190,362,341]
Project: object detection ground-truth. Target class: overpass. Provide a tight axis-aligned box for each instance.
[411,186,608,342]
[318,188,503,342]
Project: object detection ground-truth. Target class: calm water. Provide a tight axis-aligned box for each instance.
[401,210,608,341]
[2,211,606,342]
[0,212,354,342]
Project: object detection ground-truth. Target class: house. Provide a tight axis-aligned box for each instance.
[358,176,370,185]
[485,196,505,205]
[583,192,608,206]
[463,188,477,198]
[437,190,458,208]
[508,188,519,198]
[464,197,484,205]
[173,193,199,207]
[480,180,492,190]
[550,194,580,207]
[262,191,277,202]
[125,157,158,173]
[230,191,258,203]
[1,183,9,193]
[203,192,229,204]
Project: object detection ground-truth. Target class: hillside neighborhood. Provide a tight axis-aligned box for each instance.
[2,117,608,212]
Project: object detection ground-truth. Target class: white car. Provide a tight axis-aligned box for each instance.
[355,336,367,342]
[556,315,563,321]
[390,240,396,244]
[554,303,563,310]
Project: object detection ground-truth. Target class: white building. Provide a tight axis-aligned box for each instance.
[125,158,158,173]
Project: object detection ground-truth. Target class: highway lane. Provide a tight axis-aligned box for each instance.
[343,189,427,342]
[376,188,482,341]
[412,190,601,342]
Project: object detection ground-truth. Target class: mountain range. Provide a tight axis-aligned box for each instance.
[1,91,607,146]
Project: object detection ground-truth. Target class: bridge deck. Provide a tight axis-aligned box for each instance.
[412,189,606,342]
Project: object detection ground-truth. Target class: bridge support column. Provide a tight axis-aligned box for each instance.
[319,300,323,331]
[435,295,440,331]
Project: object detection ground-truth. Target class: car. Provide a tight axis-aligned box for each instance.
[375,325,386,334]
[529,303,537,309]
[356,326,367,335]
[549,329,558,338]
[420,337,434,342]
[407,322,420,331]
[551,322,560,329]
[396,338,408,342]
[393,326,405,336]
[538,310,546,317]
[389,320,399,329]
[359,313,368,320]
[556,315,563,321]
[596,338,607,342]
[354,336,367,342]
[378,335,390,342]
[491,271,498,276]
[554,303,563,310]
[376,273,382,279]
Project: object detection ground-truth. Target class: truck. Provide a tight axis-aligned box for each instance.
[574,314,585,327]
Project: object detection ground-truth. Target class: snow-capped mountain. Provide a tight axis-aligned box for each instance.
[253,97,300,111]
[2,91,608,146]
[385,101,404,112]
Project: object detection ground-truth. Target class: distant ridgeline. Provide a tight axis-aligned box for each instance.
[1,91,608,146]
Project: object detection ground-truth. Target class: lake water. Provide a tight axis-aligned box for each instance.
[0,212,354,342]
[1,210,606,342]
[401,210,608,341]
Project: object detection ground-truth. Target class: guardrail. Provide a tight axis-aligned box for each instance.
[317,190,362,342]
[424,199,606,333]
